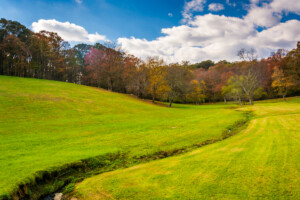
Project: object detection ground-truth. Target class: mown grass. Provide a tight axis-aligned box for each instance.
[74,98,300,200]
[0,76,244,198]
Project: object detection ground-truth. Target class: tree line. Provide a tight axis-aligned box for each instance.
[1,18,299,107]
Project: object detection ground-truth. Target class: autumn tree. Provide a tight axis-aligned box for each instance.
[84,44,125,91]
[187,80,206,104]
[1,18,300,104]
[0,18,31,76]
[127,62,149,98]
[165,64,192,107]
[0,34,27,76]
[272,66,294,101]
[232,60,264,105]
[63,48,82,83]
[198,67,219,102]
[28,32,51,78]
[147,57,166,103]
[84,47,104,87]
[238,70,260,105]
[28,31,69,80]
[263,49,287,96]
[222,76,244,105]
[73,43,93,83]
[214,65,234,103]
[283,42,300,89]
[100,44,124,91]
[122,54,140,93]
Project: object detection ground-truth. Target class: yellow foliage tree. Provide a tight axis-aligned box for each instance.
[272,66,294,101]
[187,80,206,104]
[147,57,168,103]
[222,76,244,105]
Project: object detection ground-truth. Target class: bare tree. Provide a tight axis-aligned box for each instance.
[237,69,260,105]
[237,48,257,61]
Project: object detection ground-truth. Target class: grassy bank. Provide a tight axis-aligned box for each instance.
[73,98,300,199]
[0,76,244,198]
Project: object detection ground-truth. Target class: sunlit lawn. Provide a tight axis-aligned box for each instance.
[0,76,244,197]
[74,98,300,200]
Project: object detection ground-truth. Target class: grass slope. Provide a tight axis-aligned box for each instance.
[74,98,300,200]
[0,76,244,197]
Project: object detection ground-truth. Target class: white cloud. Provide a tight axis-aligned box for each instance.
[118,12,300,63]
[118,14,254,63]
[168,13,173,17]
[182,0,206,22]
[31,19,107,43]
[249,20,300,49]
[245,4,281,27]
[31,1,300,64]
[271,0,300,14]
[208,3,225,12]
[117,0,300,63]
[245,0,300,27]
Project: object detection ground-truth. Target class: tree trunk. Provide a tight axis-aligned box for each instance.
[283,95,286,101]
[224,97,227,104]
[108,78,113,91]
[152,87,156,103]
[249,97,253,105]
[168,99,173,107]
[238,97,242,106]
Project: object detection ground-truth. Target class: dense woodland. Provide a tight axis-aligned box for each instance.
[1,18,299,106]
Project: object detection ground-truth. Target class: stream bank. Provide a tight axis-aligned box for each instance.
[3,112,251,200]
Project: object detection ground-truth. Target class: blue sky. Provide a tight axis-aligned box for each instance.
[0,0,185,40]
[1,0,300,63]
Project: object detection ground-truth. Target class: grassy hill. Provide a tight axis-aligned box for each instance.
[0,76,244,198]
[73,99,300,199]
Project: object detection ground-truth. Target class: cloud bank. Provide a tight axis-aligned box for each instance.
[118,0,300,63]
[32,19,107,43]
[31,0,300,63]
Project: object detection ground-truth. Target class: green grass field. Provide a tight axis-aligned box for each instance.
[0,76,244,198]
[74,99,300,199]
